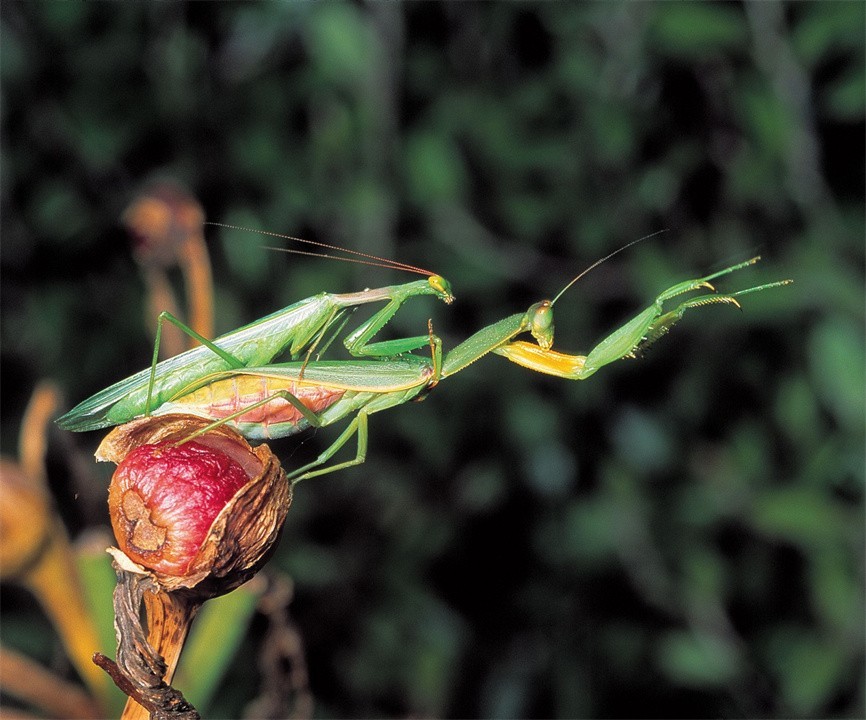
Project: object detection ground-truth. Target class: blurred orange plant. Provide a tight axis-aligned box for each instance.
[0,383,113,718]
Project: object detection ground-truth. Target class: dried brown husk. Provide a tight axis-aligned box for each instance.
[97,414,290,597]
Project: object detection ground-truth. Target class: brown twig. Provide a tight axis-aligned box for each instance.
[96,562,202,720]
[94,654,199,720]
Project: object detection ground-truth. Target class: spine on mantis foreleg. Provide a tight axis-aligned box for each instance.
[624,309,682,359]
[624,284,786,360]
[627,300,731,359]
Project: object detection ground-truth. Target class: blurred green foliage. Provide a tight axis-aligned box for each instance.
[2,2,863,718]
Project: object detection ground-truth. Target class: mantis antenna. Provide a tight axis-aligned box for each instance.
[550,229,671,306]
[206,221,437,277]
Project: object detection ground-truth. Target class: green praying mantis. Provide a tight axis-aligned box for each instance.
[58,227,792,483]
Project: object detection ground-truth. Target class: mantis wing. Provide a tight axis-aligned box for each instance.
[56,344,231,431]
[57,296,340,432]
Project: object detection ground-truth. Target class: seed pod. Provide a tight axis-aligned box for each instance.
[97,414,289,598]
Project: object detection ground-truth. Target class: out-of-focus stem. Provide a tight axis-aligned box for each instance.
[179,227,214,345]
[123,183,213,359]
[143,267,185,359]
[1,383,111,705]
[18,381,57,484]
[0,645,103,719]
[21,526,112,702]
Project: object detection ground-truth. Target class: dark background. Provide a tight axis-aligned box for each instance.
[1,2,863,718]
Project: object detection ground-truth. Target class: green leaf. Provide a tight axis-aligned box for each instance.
[766,628,851,715]
[306,3,375,87]
[75,546,120,663]
[740,79,793,160]
[657,629,742,686]
[218,211,273,286]
[404,129,467,206]
[792,1,866,68]
[649,4,748,58]
[173,580,263,711]
[824,65,866,121]
[751,487,847,550]
[808,317,866,431]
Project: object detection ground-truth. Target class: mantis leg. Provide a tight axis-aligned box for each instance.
[286,411,369,484]
[340,297,437,358]
[301,307,352,365]
[284,328,442,482]
[173,383,384,484]
[425,320,444,387]
[146,311,246,414]
[494,266,792,380]
[340,277,453,359]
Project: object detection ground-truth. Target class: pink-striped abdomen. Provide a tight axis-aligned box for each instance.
[163,375,345,439]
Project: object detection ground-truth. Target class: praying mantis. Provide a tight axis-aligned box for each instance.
[58,229,792,483]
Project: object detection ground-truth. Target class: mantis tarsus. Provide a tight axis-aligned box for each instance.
[58,233,792,483]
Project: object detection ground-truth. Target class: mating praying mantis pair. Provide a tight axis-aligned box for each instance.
[58,226,792,483]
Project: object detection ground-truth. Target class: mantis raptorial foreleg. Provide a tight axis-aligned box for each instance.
[342,297,437,358]
[493,258,793,380]
[306,276,451,363]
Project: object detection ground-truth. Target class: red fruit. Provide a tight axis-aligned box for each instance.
[100,414,289,596]
[109,440,250,576]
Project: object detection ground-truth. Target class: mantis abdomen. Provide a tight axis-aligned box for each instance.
[158,375,345,440]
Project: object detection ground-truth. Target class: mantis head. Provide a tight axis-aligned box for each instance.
[527,230,670,351]
[428,275,455,305]
[525,300,554,350]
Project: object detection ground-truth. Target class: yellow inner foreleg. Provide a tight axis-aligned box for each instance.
[493,341,589,379]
